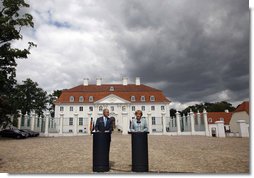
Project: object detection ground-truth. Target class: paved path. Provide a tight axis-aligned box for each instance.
[0,134,249,173]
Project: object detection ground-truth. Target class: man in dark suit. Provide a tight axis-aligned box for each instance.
[95,108,113,153]
[95,109,113,133]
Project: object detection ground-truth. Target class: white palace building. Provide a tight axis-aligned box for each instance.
[54,77,171,135]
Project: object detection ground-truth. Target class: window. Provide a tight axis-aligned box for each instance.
[141,96,145,102]
[161,106,165,111]
[69,117,73,125]
[132,106,135,111]
[220,118,224,122]
[79,129,83,133]
[89,106,93,112]
[131,96,136,102]
[70,96,74,102]
[152,117,156,125]
[208,118,213,123]
[99,106,103,112]
[141,106,145,111]
[109,86,114,91]
[79,106,83,111]
[70,106,73,111]
[69,129,73,133]
[79,117,83,125]
[60,106,64,111]
[150,96,155,101]
[122,106,126,112]
[79,96,84,102]
[89,96,93,102]
[151,106,155,111]
[110,106,114,111]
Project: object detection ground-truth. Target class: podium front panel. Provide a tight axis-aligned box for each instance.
[92,132,110,172]
[129,132,149,172]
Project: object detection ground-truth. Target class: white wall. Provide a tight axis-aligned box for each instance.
[55,102,170,133]
[229,111,249,133]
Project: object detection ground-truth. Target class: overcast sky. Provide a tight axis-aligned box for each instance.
[14,0,249,110]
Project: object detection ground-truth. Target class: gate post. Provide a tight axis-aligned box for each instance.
[203,109,209,136]
[190,109,195,135]
[162,113,166,134]
[176,111,181,135]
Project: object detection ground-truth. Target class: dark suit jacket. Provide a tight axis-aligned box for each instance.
[95,116,113,133]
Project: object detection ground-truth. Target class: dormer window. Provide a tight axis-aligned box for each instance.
[150,96,155,101]
[141,96,145,102]
[70,96,74,102]
[109,86,114,91]
[89,96,93,102]
[79,96,84,102]
[131,96,136,102]
[220,118,224,122]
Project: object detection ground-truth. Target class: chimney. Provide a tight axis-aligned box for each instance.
[83,78,89,86]
[135,77,140,85]
[96,77,102,86]
[122,77,128,86]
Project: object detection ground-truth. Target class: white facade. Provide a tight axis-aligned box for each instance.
[54,94,170,135]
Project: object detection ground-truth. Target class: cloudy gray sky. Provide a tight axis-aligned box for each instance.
[15,0,249,109]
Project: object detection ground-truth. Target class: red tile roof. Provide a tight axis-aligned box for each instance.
[234,101,249,114]
[55,84,170,104]
[207,112,233,125]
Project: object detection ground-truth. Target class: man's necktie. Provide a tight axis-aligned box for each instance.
[104,117,107,127]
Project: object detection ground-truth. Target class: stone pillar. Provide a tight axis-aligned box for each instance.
[30,111,36,131]
[45,112,50,136]
[59,114,64,134]
[87,113,92,135]
[147,112,152,134]
[215,121,225,138]
[39,116,42,132]
[203,109,209,136]
[162,113,166,134]
[24,113,28,128]
[74,113,78,135]
[17,110,22,129]
[237,120,249,137]
[176,111,181,135]
[197,110,200,130]
[122,112,128,134]
[190,109,195,135]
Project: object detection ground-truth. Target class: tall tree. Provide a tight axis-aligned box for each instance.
[181,101,236,115]
[14,78,48,117]
[0,0,35,127]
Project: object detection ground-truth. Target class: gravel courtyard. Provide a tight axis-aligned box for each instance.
[0,134,249,174]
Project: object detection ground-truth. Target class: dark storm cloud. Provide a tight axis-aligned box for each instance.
[110,0,249,102]
[17,0,249,105]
